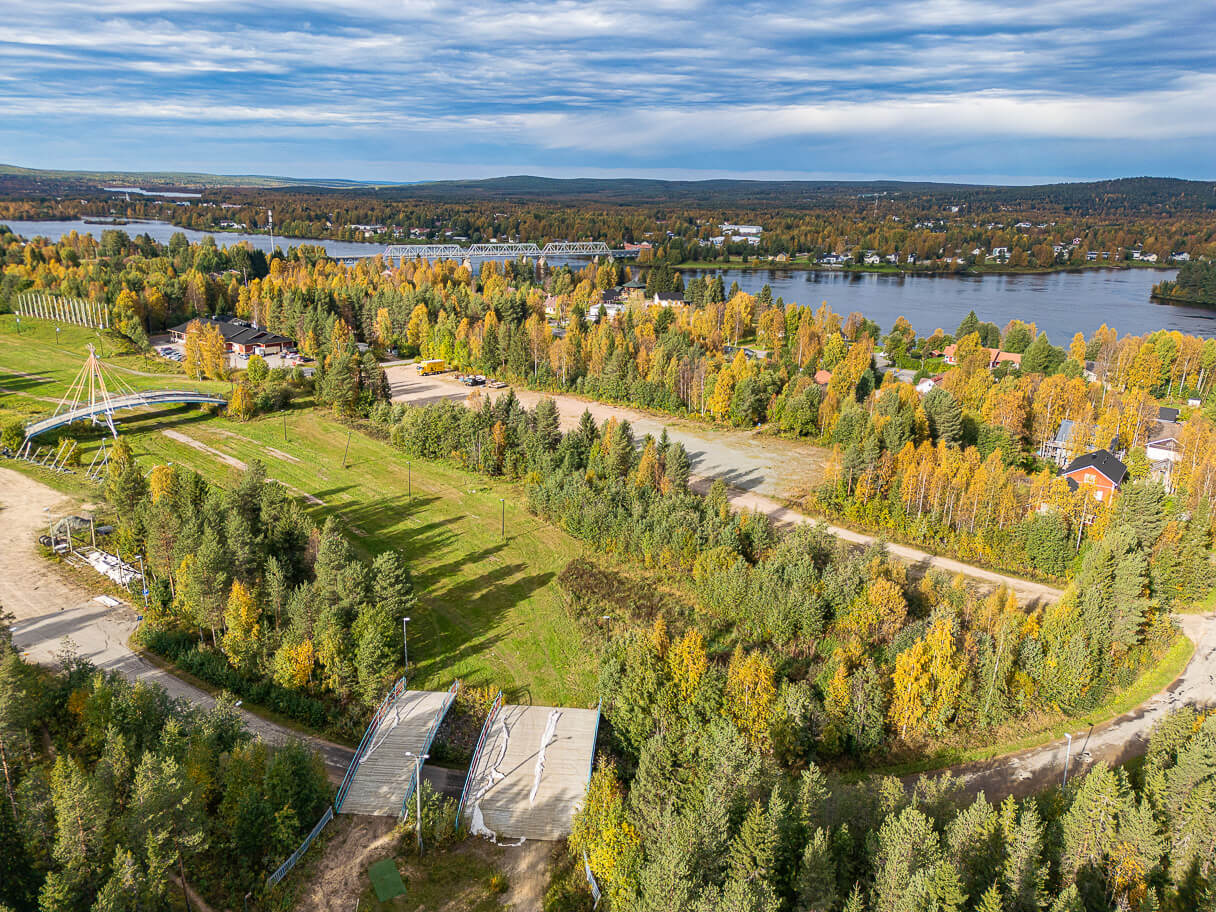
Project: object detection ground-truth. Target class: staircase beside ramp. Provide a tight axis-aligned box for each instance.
[461,703,600,842]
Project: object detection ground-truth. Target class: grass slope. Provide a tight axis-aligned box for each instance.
[0,315,228,400]
[2,385,597,705]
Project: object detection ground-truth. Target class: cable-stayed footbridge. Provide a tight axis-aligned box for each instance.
[17,345,227,456]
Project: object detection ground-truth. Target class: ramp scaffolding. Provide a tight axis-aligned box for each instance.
[460,702,600,842]
[336,681,457,817]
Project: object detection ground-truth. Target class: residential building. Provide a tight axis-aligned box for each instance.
[1040,419,1076,466]
[941,345,1022,370]
[168,315,294,356]
[1060,449,1128,502]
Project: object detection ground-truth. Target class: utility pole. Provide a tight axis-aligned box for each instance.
[500,498,505,538]
[342,431,352,468]
[408,461,411,498]
[283,412,287,442]
[1062,732,1073,788]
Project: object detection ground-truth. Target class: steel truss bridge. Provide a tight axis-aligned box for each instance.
[362,241,636,263]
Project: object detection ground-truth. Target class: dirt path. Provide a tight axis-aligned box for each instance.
[388,369,1060,604]
[294,814,398,912]
[161,429,325,505]
[0,466,353,779]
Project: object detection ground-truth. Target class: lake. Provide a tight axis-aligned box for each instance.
[674,266,1195,342]
[3,218,1198,341]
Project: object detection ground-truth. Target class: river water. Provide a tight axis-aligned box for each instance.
[4,218,1197,341]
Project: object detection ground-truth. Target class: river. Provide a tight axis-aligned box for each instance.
[3,218,1196,341]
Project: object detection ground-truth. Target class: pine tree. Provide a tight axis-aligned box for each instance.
[125,753,207,907]
[534,397,560,450]
[957,311,980,339]
[795,827,837,911]
[665,442,691,491]
[729,800,777,884]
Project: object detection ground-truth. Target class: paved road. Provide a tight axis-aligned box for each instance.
[387,369,1063,605]
[12,602,356,780]
[925,612,1216,799]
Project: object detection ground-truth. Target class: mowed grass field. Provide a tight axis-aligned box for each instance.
[0,314,229,400]
[0,324,599,704]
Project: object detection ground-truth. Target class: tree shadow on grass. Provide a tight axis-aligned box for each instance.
[413,564,557,693]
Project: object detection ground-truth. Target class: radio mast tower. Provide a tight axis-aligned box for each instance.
[267,209,275,257]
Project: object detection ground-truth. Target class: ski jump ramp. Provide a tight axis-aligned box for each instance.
[336,683,456,817]
[460,703,600,842]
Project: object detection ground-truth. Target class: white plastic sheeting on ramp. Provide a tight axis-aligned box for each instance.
[463,704,598,842]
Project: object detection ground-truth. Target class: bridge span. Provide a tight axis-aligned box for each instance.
[22,389,228,448]
[339,240,638,265]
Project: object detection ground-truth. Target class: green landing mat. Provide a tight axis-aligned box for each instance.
[368,858,407,901]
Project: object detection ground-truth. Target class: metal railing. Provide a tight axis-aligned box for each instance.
[334,676,407,812]
[456,691,503,822]
[397,680,460,822]
[266,805,334,888]
[585,699,602,787]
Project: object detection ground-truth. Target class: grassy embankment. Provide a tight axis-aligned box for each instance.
[0,315,598,706]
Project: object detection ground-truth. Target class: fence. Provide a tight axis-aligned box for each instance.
[334,676,407,812]
[456,690,503,822]
[398,679,460,822]
[13,292,107,329]
[585,698,602,787]
[266,805,334,888]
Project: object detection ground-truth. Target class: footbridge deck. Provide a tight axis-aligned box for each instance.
[336,683,457,817]
[22,389,227,442]
[460,703,600,842]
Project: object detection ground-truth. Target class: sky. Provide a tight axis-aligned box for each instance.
[1,0,1213,184]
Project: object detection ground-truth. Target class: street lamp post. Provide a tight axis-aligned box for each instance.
[1062,732,1074,788]
[403,751,429,854]
[402,616,411,675]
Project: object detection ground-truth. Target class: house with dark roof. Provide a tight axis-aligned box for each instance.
[1060,449,1127,502]
[168,315,294,356]
[1158,406,1181,424]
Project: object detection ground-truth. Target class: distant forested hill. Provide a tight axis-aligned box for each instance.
[1,164,1212,214]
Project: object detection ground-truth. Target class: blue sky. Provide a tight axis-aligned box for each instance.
[2,0,1213,183]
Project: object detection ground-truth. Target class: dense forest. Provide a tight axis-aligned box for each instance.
[104,441,416,738]
[372,395,1194,760]
[570,696,1216,911]
[1152,259,1216,305]
[0,614,329,911]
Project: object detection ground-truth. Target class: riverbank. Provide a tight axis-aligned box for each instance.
[671,258,1176,277]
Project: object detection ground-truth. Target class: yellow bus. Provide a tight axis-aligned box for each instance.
[417,359,447,376]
